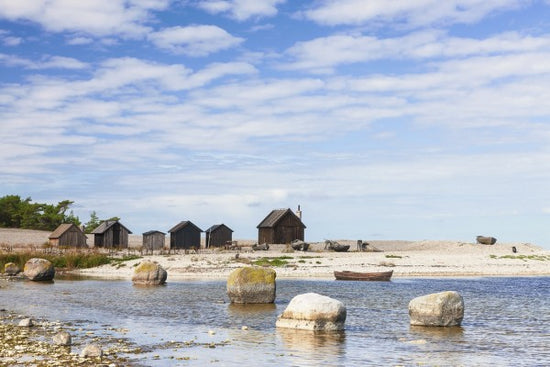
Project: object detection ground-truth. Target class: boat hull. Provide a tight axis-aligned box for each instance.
[334,270,393,281]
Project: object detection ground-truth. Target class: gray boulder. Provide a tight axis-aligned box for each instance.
[23,258,55,281]
[4,262,20,276]
[53,331,72,346]
[227,267,276,304]
[18,318,33,327]
[276,292,346,331]
[409,291,464,327]
[80,343,103,358]
[476,236,497,245]
[132,261,167,285]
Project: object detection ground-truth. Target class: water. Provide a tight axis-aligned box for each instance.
[1,277,549,366]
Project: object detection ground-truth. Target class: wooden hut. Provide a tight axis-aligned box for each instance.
[168,221,202,250]
[142,230,165,251]
[48,223,87,248]
[205,224,233,248]
[92,220,132,248]
[257,208,306,244]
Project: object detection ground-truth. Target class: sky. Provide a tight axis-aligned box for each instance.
[1,1,550,248]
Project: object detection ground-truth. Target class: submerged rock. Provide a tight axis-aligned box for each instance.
[132,261,167,285]
[227,267,276,304]
[408,291,464,327]
[276,292,346,331]
[4,262,20,276]
[23,258,55,281]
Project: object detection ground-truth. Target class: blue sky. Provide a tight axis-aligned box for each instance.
[1,0,550,248]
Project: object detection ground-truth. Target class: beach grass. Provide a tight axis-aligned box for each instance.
[0,251,141,270]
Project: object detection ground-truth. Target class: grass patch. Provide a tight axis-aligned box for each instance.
[0,251,141,270]
[491,254,550,261]
[298,256,322,259]
[252,256,293,267]
[385,254,402,259]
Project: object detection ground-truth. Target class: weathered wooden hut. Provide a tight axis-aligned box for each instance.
[92,220,132,248]
[48,223,87,248]
[142,230,165,251]
[257,208,306,244]
[168,221,202,250]
[205,224,233,248]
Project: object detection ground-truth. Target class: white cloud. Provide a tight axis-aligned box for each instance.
[0,54,88,69]
[283,31,550,73]
[149,25,244,56]
[198,0,285,20]
[303,0,522,27]
[0,0,170,38]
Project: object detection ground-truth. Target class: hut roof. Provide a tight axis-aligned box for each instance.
[205,224,233,233]
[49,223,80,239]
[168,221,203,233]
[143,230,165,236]
[257,208,306,229]
[91,220,133,234]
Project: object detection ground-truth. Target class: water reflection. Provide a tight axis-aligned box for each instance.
[277,328,346,366]
[227,303,276,316]
[409,325,464,340]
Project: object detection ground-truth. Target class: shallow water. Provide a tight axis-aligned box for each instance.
[1,277,549,366]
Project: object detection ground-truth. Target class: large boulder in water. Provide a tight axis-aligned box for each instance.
[23,258,55,281]
[4,262,20,276]
[227,266,276,304]
[132,261,167,285]
[276,292,346,331]
[409,291,464,327]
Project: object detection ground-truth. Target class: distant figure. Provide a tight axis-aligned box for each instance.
[512,246,517,253]
[476,235,497,245]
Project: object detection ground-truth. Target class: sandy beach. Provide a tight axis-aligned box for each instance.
[2,228,549,280]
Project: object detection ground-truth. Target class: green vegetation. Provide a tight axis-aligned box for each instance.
[0,194,121,233]
[252,256,293,267]
[0,251,141,271]
[490,254,550,261]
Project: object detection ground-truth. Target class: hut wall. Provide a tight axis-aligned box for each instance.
[96,224,129,248]
[207,227,232,247]
[58,228,87,248]
[143,233,165,250]
[170,228,201,249]
[258,213,304,244]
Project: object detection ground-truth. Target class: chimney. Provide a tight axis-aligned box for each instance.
[296,205,302,220]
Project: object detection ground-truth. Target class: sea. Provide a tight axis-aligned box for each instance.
[1,276,549,366]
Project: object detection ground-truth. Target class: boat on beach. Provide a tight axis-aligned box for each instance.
[334,270,393,281]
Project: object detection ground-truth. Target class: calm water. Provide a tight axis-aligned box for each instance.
[1,277,549,366]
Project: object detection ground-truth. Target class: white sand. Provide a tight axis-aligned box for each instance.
[2,228,549,280]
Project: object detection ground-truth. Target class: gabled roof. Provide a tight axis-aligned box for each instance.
[168,221,203,233]
[49,223,81,239]
[92,220,133,234]
[257,208,306,229]
[143,230,165,236]
[205,224,233,233]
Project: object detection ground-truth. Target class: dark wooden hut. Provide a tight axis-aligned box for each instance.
[92,220,132,248]
[49,223,87,248]
[142,230,165,251]
[205,224,233,248]
[168,221,202,250]
[257,208,306,244]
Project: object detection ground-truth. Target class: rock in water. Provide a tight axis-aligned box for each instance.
[53,331,72,346]
[132,261,167,285]
[227,267,276,304]
[18,318,33,327]
[409,291,464,327]
[23,258,55,281]
[276,292,346,331]
[4,262,20,276]
[80,343,103,358]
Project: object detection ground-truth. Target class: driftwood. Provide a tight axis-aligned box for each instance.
[476,236,497,245]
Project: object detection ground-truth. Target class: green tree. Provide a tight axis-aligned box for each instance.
[83,211,101,233]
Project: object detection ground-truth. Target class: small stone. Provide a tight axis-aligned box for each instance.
[18,318,33,327]
[241,326,248,330]
[208,330,216,335]
[53,331,72,346]
[80,343,103,358]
